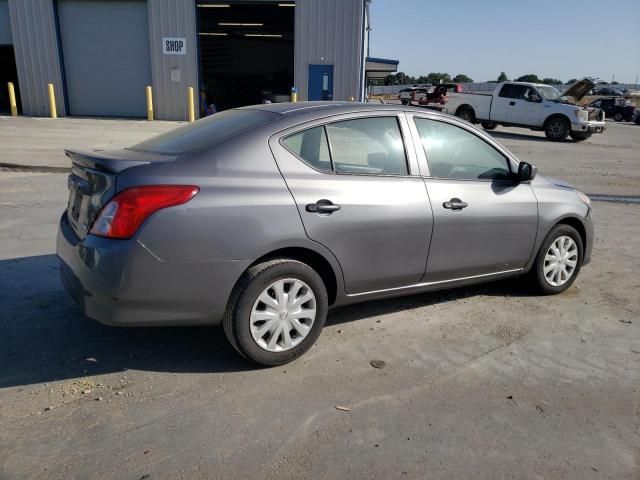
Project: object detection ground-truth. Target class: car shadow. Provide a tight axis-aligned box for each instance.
[327,278,534,326]
[0,254,535,389]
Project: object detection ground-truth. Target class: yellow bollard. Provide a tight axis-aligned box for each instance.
[187,87,195,122]
[290,86,298,103]
[348,96,355,102]
[8,82,18,116]
[146,85,154,121]
[47,83,57,119]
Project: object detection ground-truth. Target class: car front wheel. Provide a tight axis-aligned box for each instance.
[223,259,328,366]
[530,224,583,295]
[544,117,570,141]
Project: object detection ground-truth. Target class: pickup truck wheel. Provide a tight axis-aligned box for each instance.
[456,107,475,123]
[544,117,570,141]
[223,259,328,366]
[481,122,497,130]
[613,113,623,121]
[401,99,409,105]
[569,131,591,141]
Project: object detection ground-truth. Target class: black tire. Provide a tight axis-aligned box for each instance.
[456,107,476,123]
[401,99,409,105]
[544,116,570,141]
[223,259,328,366]
[613,112,623,121]
[529,224,583,295]
[570,131,591,141]
[481,122,497,130]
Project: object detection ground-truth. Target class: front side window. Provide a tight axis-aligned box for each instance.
[414,118,511,181]
[326,117,408,175]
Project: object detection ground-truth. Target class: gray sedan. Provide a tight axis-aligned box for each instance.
[57,102,593,365]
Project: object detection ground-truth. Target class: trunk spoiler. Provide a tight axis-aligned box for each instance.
[65,148,175,174]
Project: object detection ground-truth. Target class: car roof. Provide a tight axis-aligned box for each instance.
[239,101,449,122]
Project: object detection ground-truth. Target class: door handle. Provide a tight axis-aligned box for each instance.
[306,199,341,214]
[509,101,516,106]
[443,198,468,210]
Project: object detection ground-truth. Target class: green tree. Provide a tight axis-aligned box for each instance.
[497,71,509,82]
[426,72,451,84]
[452,74,473,83]
[542,77,562,85]
[515,74,541,83]
[566,78,577,84]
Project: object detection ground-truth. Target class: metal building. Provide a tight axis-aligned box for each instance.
[0,0,394,120]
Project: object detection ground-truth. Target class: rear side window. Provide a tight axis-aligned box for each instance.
[327,117,408,175]
[414,118,511,181]
[282,126,332,173]
[282,116,409,176]
[129,109,279,155]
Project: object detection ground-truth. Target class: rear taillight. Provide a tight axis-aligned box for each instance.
[89,185,199,239]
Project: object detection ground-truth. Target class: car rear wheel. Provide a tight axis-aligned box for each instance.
[613,113,623,121]
[223,259,328,366]
[544,117,570,141]
[481,122,497,130]
[529,224,583,295]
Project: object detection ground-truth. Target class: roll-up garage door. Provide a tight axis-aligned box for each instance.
[58,0,151,117]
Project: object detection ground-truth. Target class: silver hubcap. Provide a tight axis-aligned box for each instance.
[544,236,578,287]
[250,278,316,352]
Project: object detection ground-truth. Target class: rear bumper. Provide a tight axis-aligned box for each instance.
[56,213,249,327]
[571,120,605,133]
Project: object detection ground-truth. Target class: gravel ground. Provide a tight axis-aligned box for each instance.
[0,116,638,480]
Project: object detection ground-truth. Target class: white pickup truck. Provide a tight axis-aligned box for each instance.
[443,79,605,141]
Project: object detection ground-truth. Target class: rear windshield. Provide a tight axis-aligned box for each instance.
[128,109,280,155]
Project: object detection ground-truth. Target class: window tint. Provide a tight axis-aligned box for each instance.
[282,126,332,172]
[414,119,511,180]
[326,117,408,175]
[498,84,513,98]
[129,109,279,155]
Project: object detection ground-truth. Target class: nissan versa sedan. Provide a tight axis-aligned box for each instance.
[57,102,593,366]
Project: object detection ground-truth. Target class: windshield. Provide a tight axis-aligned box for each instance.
[537,85,563,101]
[129,109,280,155]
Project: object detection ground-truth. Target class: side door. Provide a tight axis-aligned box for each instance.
[270,113,433,294]
[409,115,538,282]
[509,86,545,126]
[308,65,334,101]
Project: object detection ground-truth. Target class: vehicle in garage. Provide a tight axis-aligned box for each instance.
[587,97,636,121]
[57,102,593,366]
[443,79,605,141]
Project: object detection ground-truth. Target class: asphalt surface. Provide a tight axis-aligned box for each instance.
[0,116,638,480]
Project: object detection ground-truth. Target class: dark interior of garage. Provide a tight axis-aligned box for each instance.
[0,45,20,114]
[197,2,294,112]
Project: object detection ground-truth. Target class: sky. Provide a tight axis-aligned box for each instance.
[368,0,640,84]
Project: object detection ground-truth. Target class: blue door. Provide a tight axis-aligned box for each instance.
[308,65,334,101]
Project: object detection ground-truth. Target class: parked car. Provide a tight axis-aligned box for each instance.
[592,87,624,97]
[443,79,605,141]
[399,87,428,105]
[588,97,636,121]
[632,108,640,125]
[57,103,593,366]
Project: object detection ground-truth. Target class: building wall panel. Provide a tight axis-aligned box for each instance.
[294,0,364,101]
[148,0,198,120]
[0,0,12,45]
[8,0,66,116]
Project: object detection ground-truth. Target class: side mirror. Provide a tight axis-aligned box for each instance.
[517,162,537,181]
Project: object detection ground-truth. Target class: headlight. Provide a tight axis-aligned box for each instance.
[574,189,591,206]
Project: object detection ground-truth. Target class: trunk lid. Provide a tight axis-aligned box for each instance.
[562,78,596,101]
[65,148,175,239]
